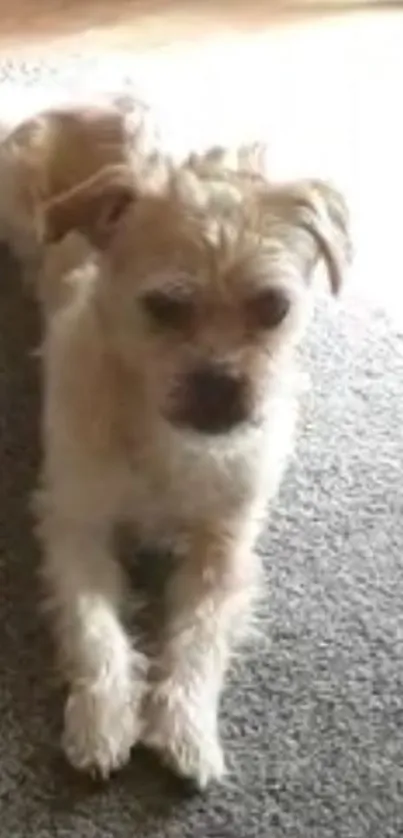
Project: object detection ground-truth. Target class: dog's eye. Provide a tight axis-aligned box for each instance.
[246,288,290,330]
[141,291,193,330]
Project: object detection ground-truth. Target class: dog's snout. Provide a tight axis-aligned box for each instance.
[190,364,240,404]
[174,362,249,434]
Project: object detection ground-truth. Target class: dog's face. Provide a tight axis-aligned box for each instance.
[44,160,351,436]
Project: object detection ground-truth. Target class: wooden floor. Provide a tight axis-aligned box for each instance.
[1,0,318,44]
[0,0,396,46]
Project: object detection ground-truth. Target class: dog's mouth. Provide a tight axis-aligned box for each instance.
[168,405,250,436]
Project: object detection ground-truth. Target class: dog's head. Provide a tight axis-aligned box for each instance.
[44,156,351,436]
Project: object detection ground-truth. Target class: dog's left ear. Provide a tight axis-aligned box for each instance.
[258,179,352,294]
[42,164,137,248]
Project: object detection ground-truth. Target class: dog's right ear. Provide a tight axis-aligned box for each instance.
[43,164,136,248]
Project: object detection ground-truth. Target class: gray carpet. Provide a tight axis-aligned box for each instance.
[0,55,403,836]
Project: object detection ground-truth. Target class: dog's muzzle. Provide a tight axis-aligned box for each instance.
[169,362,250,435]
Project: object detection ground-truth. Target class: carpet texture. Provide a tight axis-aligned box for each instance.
[1,55,403,838]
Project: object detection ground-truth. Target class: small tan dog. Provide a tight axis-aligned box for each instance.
[2,105,351,788]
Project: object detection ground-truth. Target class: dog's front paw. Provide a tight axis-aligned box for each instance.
[63,680,141,779]
[142,682,225,789]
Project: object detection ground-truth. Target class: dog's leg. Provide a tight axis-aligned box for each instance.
[143,519,258,788]
[40,513,146,778]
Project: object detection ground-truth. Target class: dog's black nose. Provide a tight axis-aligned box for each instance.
[179,363,249,434]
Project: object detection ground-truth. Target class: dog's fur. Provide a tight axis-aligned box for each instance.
[2,105,351,787]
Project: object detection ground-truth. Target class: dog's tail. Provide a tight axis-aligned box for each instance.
[0,118,13,144]
[185,142,268,181]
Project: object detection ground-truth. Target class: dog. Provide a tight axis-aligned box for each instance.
[4,108,351,787]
